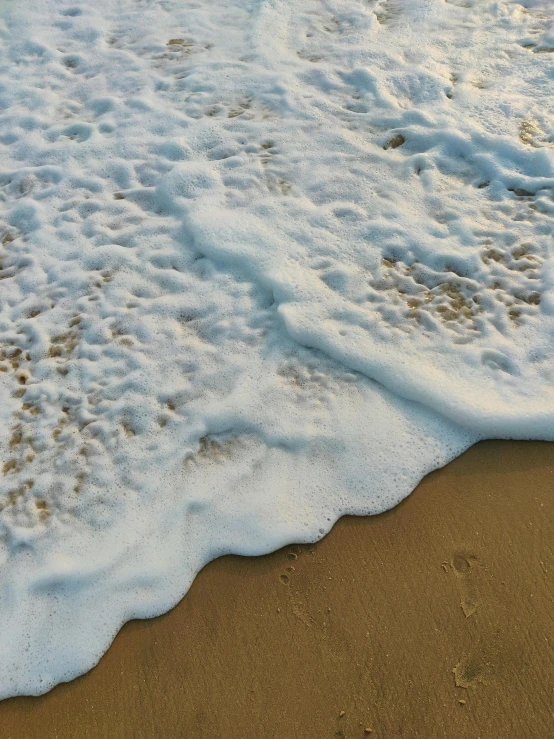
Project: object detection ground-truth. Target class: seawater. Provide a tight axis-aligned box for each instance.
[0,0,552,696]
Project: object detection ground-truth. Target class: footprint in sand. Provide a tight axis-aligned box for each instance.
[453,652,488,688]
[451,551,480,617]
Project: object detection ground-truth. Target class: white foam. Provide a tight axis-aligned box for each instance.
[0,0,551,696]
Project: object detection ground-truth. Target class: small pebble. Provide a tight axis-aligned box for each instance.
[339,710,345,718]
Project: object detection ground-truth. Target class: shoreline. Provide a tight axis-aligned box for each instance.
[2,439,554,738]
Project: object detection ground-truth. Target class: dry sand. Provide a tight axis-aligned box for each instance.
[1,440,554,738]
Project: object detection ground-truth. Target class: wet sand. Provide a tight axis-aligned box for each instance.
[1,440,554,738]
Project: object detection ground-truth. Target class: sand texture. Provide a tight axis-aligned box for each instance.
[1,439,554,738]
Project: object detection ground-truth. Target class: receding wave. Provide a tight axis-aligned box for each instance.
[0,0,551,696]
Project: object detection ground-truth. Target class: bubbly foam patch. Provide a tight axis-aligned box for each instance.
[0,0,551,696]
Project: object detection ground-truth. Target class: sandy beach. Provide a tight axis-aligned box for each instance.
[1,0,553,732]
[1,439,553,738]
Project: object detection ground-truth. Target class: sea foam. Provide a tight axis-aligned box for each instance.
[0,0,552,696]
